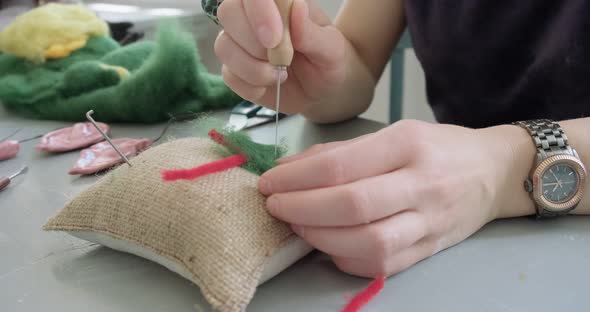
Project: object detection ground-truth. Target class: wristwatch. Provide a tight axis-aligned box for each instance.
[202,0,223,25]
[513,119,587,217]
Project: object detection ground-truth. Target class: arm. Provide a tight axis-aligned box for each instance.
[302,0,406,123]
[336,0,406,81]
[491,118,590,218]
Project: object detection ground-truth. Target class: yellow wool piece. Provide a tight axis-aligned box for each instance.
[99,63,130,79]
[0,3,109,62]
[44,35,89,59]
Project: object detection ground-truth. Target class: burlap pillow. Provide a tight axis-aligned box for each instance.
[43,137,313,312]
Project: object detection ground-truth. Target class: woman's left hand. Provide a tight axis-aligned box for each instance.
[258,119,532,278]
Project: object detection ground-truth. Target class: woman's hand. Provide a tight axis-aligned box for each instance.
[214,0,405,123]
[215,0,349,115]
[258,119,534,278]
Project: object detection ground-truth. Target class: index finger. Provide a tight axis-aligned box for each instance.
[278,133,374,164]
[244,0,284,49]
[258,128,411,195]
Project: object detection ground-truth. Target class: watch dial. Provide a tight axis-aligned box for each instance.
[541,164,579,203]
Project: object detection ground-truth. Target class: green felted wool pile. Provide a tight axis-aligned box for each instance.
[0,17,241,123]
[218,128,287,175]
[192,117,287,175]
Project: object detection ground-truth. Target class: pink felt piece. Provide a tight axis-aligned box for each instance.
[36,122,111,153]
[0,140,20,161]
[69,138,153,175]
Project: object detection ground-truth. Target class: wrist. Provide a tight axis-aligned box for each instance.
[479,124,537,220]
[301,41,376,124]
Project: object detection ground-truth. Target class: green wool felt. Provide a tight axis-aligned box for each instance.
[100,41,155,72]
[202,122,286,175]
[222,130,287,175]
[59,61,122,97]
[0,22,241,123]
[0,36,119,106]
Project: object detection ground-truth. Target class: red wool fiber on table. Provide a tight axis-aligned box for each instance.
[161,154,247,181]
[341,277,385,312]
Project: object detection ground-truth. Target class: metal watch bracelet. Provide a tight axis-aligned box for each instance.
[512,119,576,217]
[512,119,573,158]
[202,0,223,26]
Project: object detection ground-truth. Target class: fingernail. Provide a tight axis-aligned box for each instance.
[266,196,280,214]
[278,69,288,82]
[291,224,304,237]
[259,176,272,195]
[257,26,274,48]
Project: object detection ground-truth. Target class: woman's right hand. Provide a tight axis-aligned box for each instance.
[214,0,350,115]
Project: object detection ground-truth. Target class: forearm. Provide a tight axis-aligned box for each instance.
[484,118,590,219]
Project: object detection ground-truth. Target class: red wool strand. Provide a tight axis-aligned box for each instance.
[341,277,385,312]
[161,154,247,181]
[208,129,225,145]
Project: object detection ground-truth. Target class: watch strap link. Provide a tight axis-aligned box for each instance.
[202,0,223,25]
[512,119,571,158]
[536,209,561,218]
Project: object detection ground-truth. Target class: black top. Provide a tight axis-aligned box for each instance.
[405,1,590,128]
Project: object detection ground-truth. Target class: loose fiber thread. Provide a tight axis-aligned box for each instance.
[208,129,225,145]
[341,277,385,312]
[162,125,285,181]
[161,129,248,181]
[161,154,247,181]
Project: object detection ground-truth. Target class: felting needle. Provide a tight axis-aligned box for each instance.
[0,166,28,191]
[274,67,283,156]
[86,110,132,167]
[268,0,294,156]
[0,128,21,142]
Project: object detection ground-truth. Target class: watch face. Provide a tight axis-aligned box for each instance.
[532,154,586,212]
[541,164,579,203]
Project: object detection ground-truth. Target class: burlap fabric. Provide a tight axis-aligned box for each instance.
[43,138,296,312]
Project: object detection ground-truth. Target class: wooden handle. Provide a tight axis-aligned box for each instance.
[268,0,294,67]
[0,178,10,191]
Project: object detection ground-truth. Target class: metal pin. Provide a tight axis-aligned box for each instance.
[274,66,285,157]
[19,133,43,143]
[9,166,28,180]
[86,110,132,167]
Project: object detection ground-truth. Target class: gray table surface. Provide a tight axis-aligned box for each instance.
[1,105,589,312]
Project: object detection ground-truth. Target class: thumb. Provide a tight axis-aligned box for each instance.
[290,0,344,67]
